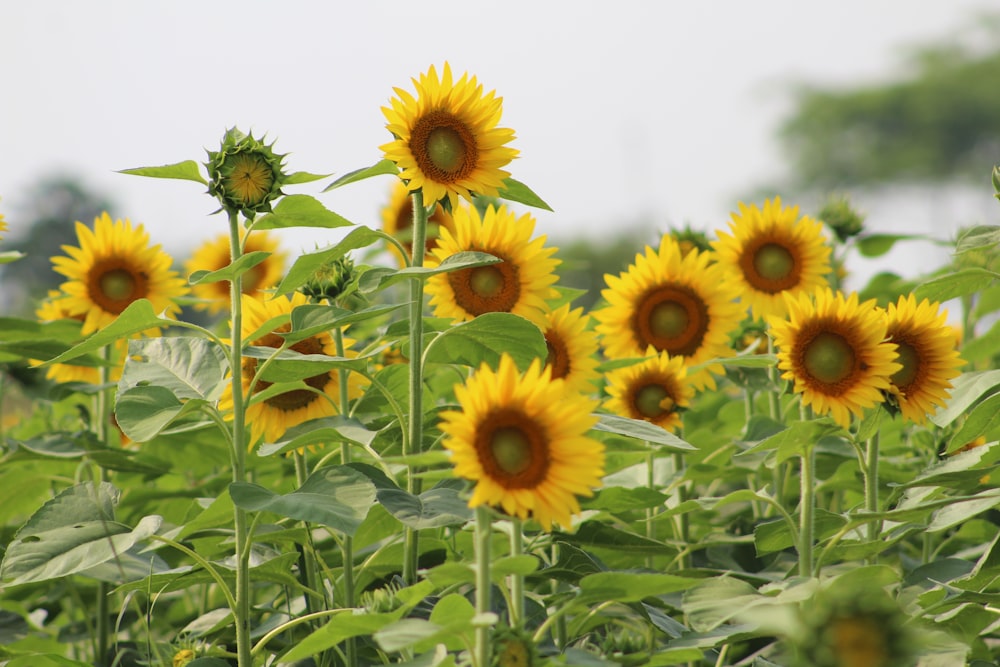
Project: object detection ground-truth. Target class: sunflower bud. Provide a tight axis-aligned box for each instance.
[299,255,357,304]
[172,649,196,667]
[817,194,865,243]
[206,128,287,218]
[493,626,539,667]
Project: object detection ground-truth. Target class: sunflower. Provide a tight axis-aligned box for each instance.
[593,235,743,390]
[35,290,125,385]
[768,289,901,428]
[381,180,456,266]
[541,304,601,395]
[220,292,366,446]
[882,294,963,424]
[604,352,692,432]
[50,213,188,334]
[425,204,559,327]
[185,230,287,314]
[381,62,518,210]
[440,354,604,531]
[712,197,832,321]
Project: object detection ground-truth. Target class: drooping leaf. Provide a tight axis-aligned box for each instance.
[930,370,1000,427]
[44,300,178,365]
[115,386,208,443]
[323,158,399,192]
[497,177,553,211]
[928,489,1000,533]
[377,481,473,529]
[283,170,333,185]
[591,414,696,451]
[955,225,1000,254]
[244,345,372,383]
[575,572,702,605]
[187,251,272,285]
[282,303,404,345]
[253,194,355,229]
[423,312,546,370]
[946,391,1000,453]
[737,419,843,464]
[118,337,229,401]
[119,160,207,185]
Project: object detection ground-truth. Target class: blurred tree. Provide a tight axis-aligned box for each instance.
[780,29,1000,189]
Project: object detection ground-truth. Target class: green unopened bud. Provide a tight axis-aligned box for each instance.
[817,194,865,243]
[300,255,357,303]
[206,128,287,218]
[668,224,713,257]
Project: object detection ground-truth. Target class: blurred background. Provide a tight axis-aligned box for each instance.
[3,0,1000,314]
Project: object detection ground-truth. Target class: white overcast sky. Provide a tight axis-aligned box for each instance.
[3,1,999,276]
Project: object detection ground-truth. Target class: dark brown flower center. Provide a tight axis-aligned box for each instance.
[447,256,520,316]
[544,332,571,380]
[245,330,333,412]
[632,284,709,357]
[803,331,856,385]
[741,239,801,293]
[890,341,920,391]
[88,260,150,314]
[410,110,478,184]
[634,383,674,420]
[475,408,549,489]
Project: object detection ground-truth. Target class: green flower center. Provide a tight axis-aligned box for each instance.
[470,266,505,298]
[491,427,532,475]
[427,126,467,174]
[650,302,689,340]
[635,384,673,419]
[753,243,795,281]
[99,268,136,302]
[803,331,856,385]
[223,152,274,206]
[890,342,919,390]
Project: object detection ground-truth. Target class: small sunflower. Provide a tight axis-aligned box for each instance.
[882,294,963,425]
[440,354,604,531]
[381,62,518,210]
[604,352,692,432]
[50,213,188,334]
[541,304,601,395]
[712,197,832,321]
[768,289,901,428]
[220,292,365,447]
[593,236,743,390]
[185,230,287,315]
[426,204,559,327]
[381,180,456,266]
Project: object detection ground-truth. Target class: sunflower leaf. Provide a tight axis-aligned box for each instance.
[914,268,1000,304]
[322,159,399,192]
[118,337,228,401]
[119,160,207,185]
[358,251,501,293]
[283,170,333,185]
[497,177,553,211]
[591,414,696,451]
[0,250,24,264]
[254,194,355,230]
[929,369,1000,427]
[257,416,380,458]
[377,481,473,530]
[43,300,177,366]
[946,391,1000,454]
[275,226,394,295]
[187,251,272,285]
[423,312,546,370]
[955,225,1000,255]
[854,233,923,258]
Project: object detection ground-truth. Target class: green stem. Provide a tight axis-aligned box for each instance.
[475,507,493,667]
[766,338,786,511]
[798,446,816,578]
[333,327,357,667]
[95,346,111,667]
[672,451,690,571]
[864,432,881,562]
[403,190,428,585]
[509,518,525,627]
[645,449,656,569]
[226,210,253,667]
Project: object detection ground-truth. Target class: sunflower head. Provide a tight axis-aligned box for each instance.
[817,194,866,243]
[299,254,358,304]
[493,626,539,667]
[440,354,604,531]
[882,294,964,425]
[604,352,693,432]
[185,230,287,314]
[541,304,600,395]
[381,180,456,266]
[768,288,901,428]
[381,63,518,210]
[172,649,196,667]
[206,128,287,218]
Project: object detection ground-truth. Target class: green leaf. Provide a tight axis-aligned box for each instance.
[424,312,547,370]
[946,391,1000,453]
[188,251,271,285]
[0,250,25,264]
[583,486,670,513]
[737,419,843,464]
[323,158,399,192]
[689,354,776,371]
[229,466,376,536]
[591,414,696,451]
[903,441,1000,488]
[930,370,1000,427]
[118,337,228,401]
[959,318,1000,363]
[258,416,380,457]
[377,481,473,529]
[13,432,88,458]
[358,251,501,293]
[928,489,1000,532]
[253,194,354,229]
[282,303,404,345]
[855,233,922,257]
[283,170,333,185]
[274,226,393,295]
[185,659,231,667]
[119,160,207,185]
[754,509,846,554]
[496,177,553,211]
[115,386,207,443]
[955,225,1000,254]
[1,482,162,585]
[555,521,674,555]
[279,609,408,663]
[914,268,999,304]
[44,300,176,365]
[575,572,701,605]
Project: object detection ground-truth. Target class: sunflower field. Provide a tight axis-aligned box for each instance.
[2,62,1000,667]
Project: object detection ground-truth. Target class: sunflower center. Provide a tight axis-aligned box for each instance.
[544,333,571,380]
[830,617,889,667]
[803,331,856,385]
[248,332,333,413]
[890,341,920,391]
[99,268,136,302]
[634,285,709,357]
[634,384,674,419]
[223,152,274,206]
[475,408,550,489]
[87,260,151,315]
[753,243,795,282]
[740,238,802,293]
[410,110,478,184]
[491,427,533,476]
[448,257,521,316]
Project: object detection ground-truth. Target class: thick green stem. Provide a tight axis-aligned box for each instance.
[766,338,786,510]
[95,347,111,667]
[645,449,656,569]
[403,190,428,585]
[509,518,525,627]
[798,446,816,578]
[333,327,357,667]
[475,507,493,667]
[227,211,253,667]
[672,451,690,571]
[864,432,882,562]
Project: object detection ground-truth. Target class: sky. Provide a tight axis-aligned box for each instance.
[3,1,999,284]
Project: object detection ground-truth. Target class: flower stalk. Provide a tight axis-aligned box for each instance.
[475,506,493,667]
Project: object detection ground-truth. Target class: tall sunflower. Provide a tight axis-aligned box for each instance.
[604,352,692,432]
[381,62,518,210]
[882,294,963,424]
[541,304,601,395]
[425,204,559,327]
[593,236,743,390]
[220,292,365,446]
[712,197,832,321]
[50,213,188,334]
[380,180,456,266]
[768,289,901,428]
[185,230,287,315]
[440,354,604,531]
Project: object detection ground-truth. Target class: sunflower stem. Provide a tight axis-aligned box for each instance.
[672,451,690,571]
[226,210,253,667]
[798,445,816,578]
[333,326,358,667]
[475,506,493,667]
[94,346,111,667]
[403,189,428,586]
[766,337,787,511]
[645,448,656,569]
[509,518,525,627]
[864,431,882,562]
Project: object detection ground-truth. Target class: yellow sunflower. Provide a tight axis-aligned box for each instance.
[604,352,692,433]
[440,354,604,531]
[425,204,559,327]
[220,292,366,446]
[381,62,518,210]
[768,289,901,428]
[541,304,600,395]
[50,213,188,334]
[712,197,832,321]
[184,230,287,314]
[35,290,125,385]
[883,294,964,424]
[593,235,744,390]
[381,180,456,266]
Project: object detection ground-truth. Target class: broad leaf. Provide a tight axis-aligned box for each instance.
[377,481,473,529]
[423,312,546,370]
[115,386,208,442]
[930,370,1000,428]
[855,233,922,258]
[254,194,354,229]
[258,416,380,457]
[358,251,501,293]
[275,226,395,295]
[591,414,696,451]
[914,268,999,304]
[497,177,553,211]
[119,160,207,185]
[44,300,177,365]
[188,251,271,285]
[118,337,228,401]
[323,158,399,191]
[575,572,701,605]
